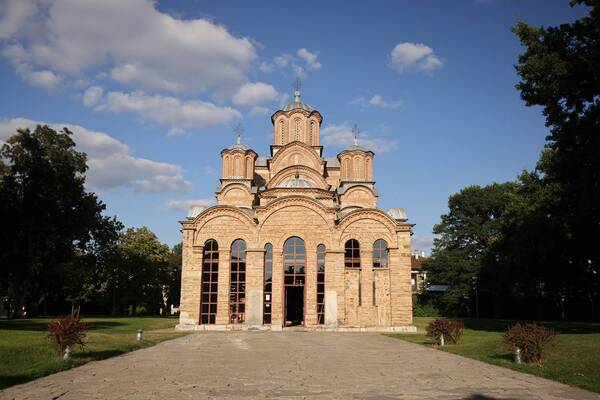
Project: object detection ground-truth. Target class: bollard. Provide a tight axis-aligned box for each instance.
[439,333,445,347]
[514,347,522,364]
[63,345,71,360]
[137,329,143,341]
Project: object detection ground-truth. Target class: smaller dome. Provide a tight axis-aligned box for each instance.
[228,133,250,151]
[277,177,318,188]
[281,90,315,112]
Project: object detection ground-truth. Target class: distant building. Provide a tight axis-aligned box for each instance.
[177,90,415,331]
[411,251,427,293]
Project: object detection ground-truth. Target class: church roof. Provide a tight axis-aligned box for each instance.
[277,177,318,189]
[281,90,315,113]
[325,157,340,168]
[227,134,251,151]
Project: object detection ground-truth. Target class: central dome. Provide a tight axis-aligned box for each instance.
[281,90,315,112]
[277,177,318,188]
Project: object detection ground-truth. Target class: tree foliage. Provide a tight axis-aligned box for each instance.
[0,125,122,316]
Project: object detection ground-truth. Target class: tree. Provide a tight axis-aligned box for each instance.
[109,227,170,315]
[424,183,517,316]
[0,125,121,317]
[165,243,182,314]
[513,0,600,319]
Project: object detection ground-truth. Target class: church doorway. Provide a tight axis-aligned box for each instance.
[283,236,305,327]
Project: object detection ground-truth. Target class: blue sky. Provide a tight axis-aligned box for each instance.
[0,0,588,252]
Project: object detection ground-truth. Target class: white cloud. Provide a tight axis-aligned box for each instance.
[232,82,278,106]
[2,44,62,89]
[296,48,321,71]
[412,235,435,254]
[320,123,397,154]
[96,90,241,130]
[0,0,256,94]
[83,86,104,107]
[248,106,269,116]
[269,48,321,78]
[165,198,215,211]
[0,0,38,39]
[351,95,403,109]
[390,42,443,74]
[0,117,192,193]
[259,61,273,73]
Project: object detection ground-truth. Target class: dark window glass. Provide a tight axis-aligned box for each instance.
[200,239,219,325]
[316,244,326,325]
[344,240,361,269]
[373,239,389,269]
[229,239,247,323]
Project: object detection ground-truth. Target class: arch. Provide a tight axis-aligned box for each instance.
[229,239,246,323]
[309,120,315,145]
[337,208,398,242]
[234,154,242,177]
[342,157,350,180]
[270,141,323,174]
[267,165,329,189]
[283,236,306,326]
[340,185,377,208]
[373,239,389,268]
[294,117,302,141]
[263,243,273,324]
[316,243,326,324]
[257,196,335,248]
[353,155,362,180]
[191,207,256,246]
[344,239,360,269]
[200,239,219,324]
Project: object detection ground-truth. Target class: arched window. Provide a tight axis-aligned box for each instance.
[229,239,246,323]
[316,244,326,324]
[263,243,273,324]
[200,239,219,324]
[283,236,306,326]
[309,121,315,145]
[343,158,350,180]
[373,239,389,268]
[345,239,360,269]
[294,118,301,141]
[279,119,285,144]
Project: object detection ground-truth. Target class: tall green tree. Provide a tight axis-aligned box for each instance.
[513,0,600,318]
[109,227,170,315]
[166,242,182,314]
[0,125,121,316]
[425,183,517,316]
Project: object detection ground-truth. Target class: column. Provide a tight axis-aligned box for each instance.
[325,249,344,326]
[359,248,375,325]
[304,247,317,326]
[271,249,284,327]
[245,248,265,326]
[390,230,413,326]
[216,248,231,325]
[178,228,201,326]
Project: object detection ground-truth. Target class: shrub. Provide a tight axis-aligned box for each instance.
[412,294,440,317]
[47,314,88,357]
[426,318,464,344]
[504,323,556,363]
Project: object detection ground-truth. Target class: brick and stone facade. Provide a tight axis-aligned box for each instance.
[177,91,415,331]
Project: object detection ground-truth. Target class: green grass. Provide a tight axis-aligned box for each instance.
[0,316,187,389]
[389,317,600,393]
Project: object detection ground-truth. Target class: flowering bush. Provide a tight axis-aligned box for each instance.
[504,323,556,363]
[426,318,464,345]
[47,314,88,357]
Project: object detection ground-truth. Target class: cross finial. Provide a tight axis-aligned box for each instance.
[234,123,244,144]
[293,78,302,102]
[352,124,360,146]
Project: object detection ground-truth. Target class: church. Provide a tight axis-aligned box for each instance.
[177,90,415,331]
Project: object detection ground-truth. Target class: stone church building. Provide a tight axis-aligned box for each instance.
[177,90,414,331]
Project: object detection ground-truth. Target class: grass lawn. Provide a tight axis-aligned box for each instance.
[0,316,187,390]
[389,317,600,393]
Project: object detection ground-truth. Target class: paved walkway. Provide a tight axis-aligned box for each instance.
[1,332,598,400]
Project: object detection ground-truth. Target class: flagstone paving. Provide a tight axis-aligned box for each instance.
[1,332,598,399]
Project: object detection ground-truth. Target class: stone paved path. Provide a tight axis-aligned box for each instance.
[1,332,598,400]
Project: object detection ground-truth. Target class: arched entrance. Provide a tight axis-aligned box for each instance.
[283,236,305,326]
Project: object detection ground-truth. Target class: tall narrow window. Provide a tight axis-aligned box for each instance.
[309,121,315,145]
[294,118,301,141]
[283,236,306,326]
[279,120,285,144]
[316,244,326,324]
[263,243,273,324]
[200,239,219,324]
[344,239,361,269]
[373,239,389,268]
[229,239,246,323]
